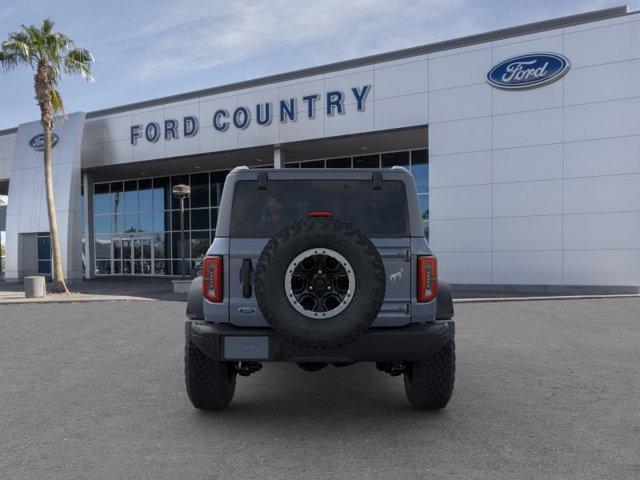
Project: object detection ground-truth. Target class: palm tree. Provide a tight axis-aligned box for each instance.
[0,18,93,293]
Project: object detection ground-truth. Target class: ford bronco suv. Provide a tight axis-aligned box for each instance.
[185,166,455,410]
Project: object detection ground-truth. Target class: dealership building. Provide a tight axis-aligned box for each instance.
[0,6,639,291]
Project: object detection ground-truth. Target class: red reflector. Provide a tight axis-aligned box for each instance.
[202,256,223,302]
[308,210,333,218]
[417,256,438,303]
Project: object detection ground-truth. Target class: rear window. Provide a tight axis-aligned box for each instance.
[230,180,409,237]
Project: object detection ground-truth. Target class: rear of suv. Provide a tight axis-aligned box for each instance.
[185,166,455,410]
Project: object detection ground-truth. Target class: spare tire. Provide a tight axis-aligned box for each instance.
[254,218,385,349]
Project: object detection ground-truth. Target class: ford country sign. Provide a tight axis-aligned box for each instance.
[487,53,570,90]
[29,133,59,151]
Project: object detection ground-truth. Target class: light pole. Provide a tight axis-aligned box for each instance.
[172,184,191,278]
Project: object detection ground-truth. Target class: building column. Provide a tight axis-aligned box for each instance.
[273,146,283,169]
[83,172,94,279]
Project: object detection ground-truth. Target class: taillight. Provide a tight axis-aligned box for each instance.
[202,256,223,302]
[417,256,438,302]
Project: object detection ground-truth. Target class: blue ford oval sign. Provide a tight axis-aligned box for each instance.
[29,133,59,151]
[487,53,570,90]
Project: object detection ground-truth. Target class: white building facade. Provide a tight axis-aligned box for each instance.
[0,6,639,291]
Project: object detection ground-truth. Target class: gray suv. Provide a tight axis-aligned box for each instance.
[185,166,455,410]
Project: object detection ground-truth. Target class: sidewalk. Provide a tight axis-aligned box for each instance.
[0,277,187,304]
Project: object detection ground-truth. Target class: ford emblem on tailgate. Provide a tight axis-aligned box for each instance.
[238,306,256,314]
[29,133,59,151]
[487,53,570,90]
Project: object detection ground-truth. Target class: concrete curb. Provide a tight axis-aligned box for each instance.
[454,294,640,304]
[0,295,153,305]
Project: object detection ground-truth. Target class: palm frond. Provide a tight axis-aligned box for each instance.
[64,47,94,81]
[50,88,64,116]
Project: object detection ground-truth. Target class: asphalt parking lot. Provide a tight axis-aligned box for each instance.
[1,298,638,480]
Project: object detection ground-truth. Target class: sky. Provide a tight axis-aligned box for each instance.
[0,0,638,130]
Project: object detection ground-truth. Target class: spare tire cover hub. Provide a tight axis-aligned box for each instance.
[284,248,356,319]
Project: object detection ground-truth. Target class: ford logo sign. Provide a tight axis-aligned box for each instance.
[487,53,570,90]
[29,133,59,151]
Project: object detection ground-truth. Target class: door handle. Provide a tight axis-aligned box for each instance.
[241,259,252,298]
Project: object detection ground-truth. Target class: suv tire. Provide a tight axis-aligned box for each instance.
[403,339,455,409]
[185,336,237,410]
[254,218,385,349]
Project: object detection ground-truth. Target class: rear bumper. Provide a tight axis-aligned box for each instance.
[186,321,455,363]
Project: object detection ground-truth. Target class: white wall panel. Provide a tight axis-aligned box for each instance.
[429,218,492,252]
[564,97,640,142]
[278,78,325,111]
[492,33,563,60]
[238,116,280,149]
[429,48,492,91]
[564,20,640,68]
[436,252,492,284]
[199,94,237,129]
[324,69,374,107]
[564,212,640,250]
[279,109,324,143]
[429,116,492,155]
[563,250,640,286]
[325,102,374,137]
[563,174,640,214]
[429,150,492,188]
[373,93,428,131]
[429,184,492,220]
[493,251,563,284]
[374,60,428,100]
[564,135,640,178]
[493,108,562,149]
[82,120,103,145]
[493,144,563,183]
[101,139,133,165]
[493,180,562,217]
[493,215,562,251]
[564,59,640,106]
[102,114,132,142]
[493,80,563,115]
[199,125,238,153]
[428,83,492,123]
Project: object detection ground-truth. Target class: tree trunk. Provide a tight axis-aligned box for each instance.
[43,124,68,293]
[36,65,68,294]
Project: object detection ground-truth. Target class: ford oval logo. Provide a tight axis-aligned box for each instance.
[487,53,570,90]
[29,133,59,151]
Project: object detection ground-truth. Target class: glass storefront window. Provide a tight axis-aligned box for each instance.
[91,148,428,275]
[411,149,428,194]
[300,160,325,168]
[124,180,138,212]
[210,171,226,206]
[94,184,110,214]
[153,211,169,232]
[326,157,351,168]
[191,209,209,230]
[353,154,380,168]
[172,210,190,231]
[111,182,123,214]
[138,179,153,212]
[381,151,409,168]
[95,236,110,259]
[94,215,110,235]
[190,231,210,259]
[139,213,153,233]
[153,177,170,212]
[190,173,209,208]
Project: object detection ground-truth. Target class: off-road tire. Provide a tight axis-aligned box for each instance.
[185,337,237,410]
[254,218,385,349]
[403,339,455,410]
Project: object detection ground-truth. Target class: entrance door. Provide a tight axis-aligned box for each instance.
[112,236,153,275]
